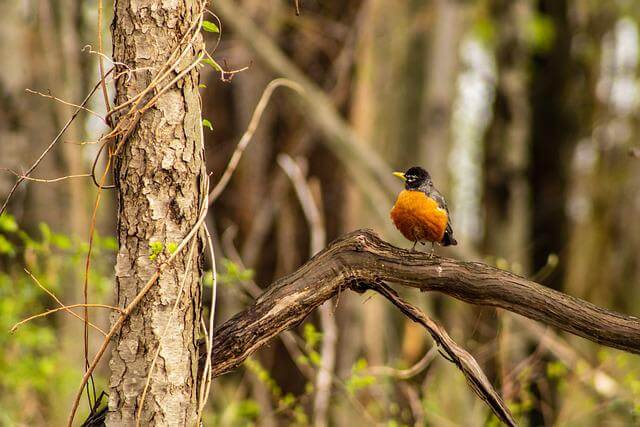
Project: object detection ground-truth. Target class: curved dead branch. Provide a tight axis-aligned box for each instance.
[205,229,640,424]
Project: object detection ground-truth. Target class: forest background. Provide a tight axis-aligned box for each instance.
[1,0,640,425]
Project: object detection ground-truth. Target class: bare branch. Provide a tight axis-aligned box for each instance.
[208,79,304,203]
[367,347,437,380]
[204,230,640,424]
[20,269,109,336]
[10,303,121,334]
[0,74,108,216]
[1,169,91,183]
[25,88,105,121]
[372,282,516,426]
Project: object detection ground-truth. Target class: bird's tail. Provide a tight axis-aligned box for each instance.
[442,224,457,246]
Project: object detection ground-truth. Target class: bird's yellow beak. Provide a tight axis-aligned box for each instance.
[393,171,406,181]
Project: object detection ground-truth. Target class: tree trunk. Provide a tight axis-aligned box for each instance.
[107,1,205,425]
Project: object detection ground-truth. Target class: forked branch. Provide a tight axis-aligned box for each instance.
[204,229,640,424]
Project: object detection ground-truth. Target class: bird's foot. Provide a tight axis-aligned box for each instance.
[427,243,436,259]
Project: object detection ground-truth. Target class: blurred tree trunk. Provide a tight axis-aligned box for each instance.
[42,1,94,424]
[0,0,89,233]
[528,1,605,424]
[565,11,638,314]
[418,0,465,186]
[484,0,533,404]
[107,0,205,424]
[484,0,531,273]
[0,2,92,423]
[0,3,35,216]
[529,0,590,289]
[348,0,418,367]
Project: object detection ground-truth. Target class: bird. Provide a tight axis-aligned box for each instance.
[390,166,457,253]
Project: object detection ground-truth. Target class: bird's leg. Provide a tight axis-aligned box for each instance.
[411,240,418,252]
[428,242,435,258]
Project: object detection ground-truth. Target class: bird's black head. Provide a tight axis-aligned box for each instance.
[393,166,431,190]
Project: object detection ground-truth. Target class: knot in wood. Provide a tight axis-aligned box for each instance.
[353,240,365,252]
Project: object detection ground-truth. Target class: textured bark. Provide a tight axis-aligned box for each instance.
[107,1,205,425]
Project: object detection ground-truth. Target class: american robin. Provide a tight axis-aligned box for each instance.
[390,166,457,253]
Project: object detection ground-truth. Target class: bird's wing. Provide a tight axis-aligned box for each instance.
[428,188,457,245]
[428,188,450,215]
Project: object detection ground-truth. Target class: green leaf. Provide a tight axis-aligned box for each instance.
[279,393,295,407]
[547,361,568,379]
[472,17,496,46]
[525,13,556,53]
[202,20,220,33]
[203,271,214,287]
[167,242,178,254]
[202,58,222,72]
[345,373,375,395]
[0,214,18,233]
[236,399,260,421]
[198,83,207,89]
[101,236,118,252]
[202,118,213,131]
[303,323,322,349]
[0,235,15,256]
[51,233,71,250]
[149,241,164,261]
[39,222,52,244]
[309,351,321,367]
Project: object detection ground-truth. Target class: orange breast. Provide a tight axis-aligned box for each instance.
[390,190,448,243]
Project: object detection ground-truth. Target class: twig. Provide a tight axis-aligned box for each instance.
[105,8,204,121]
[89,140,114,189]
[203,9,223,54]
[196,223,218,424]
[1,169,91,183]
[82,45,130,70]
[208,79,304,203]
[203,50,249,82]
[21,269,107,336]
[81,149,113,408]
[0,72,110,216]
[512,315,631,400]
[25,89,105,121]
[371,282,516,426]
[10,303,122,333]
[97,0,112,118]
[277,155,325,255]
[366,347,437,379]
[399,382,425,427]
